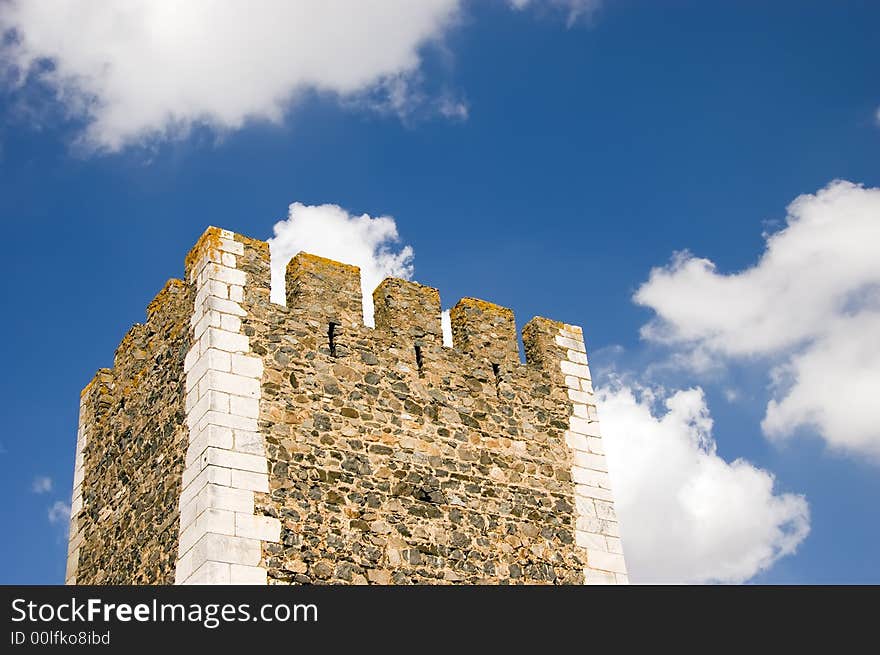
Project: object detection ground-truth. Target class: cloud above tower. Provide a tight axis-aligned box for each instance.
[0,0,597,152]
[0,1,461,151]
[634,180,880,459]
[267,202,414,327]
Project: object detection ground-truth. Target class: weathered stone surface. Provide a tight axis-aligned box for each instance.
[67,226,627,585]
[72,279,193,584]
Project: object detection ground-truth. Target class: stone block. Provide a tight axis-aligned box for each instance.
[230,564,267,585]
[559,360,590,379]
[230,469,270,493]
[202,447,267,474]
[230,353,263,378]
[554,335,585,352]
[203,328,249,354]
[587,549,627,574]
[234,513,281,542]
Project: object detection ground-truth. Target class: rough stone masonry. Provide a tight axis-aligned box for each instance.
[66,227,628,585]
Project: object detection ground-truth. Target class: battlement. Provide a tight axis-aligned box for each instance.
[67,225,627,586]
[175,226,585,383]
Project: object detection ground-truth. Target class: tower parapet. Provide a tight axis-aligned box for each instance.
[450,297,520,370]
[66,226,627,585]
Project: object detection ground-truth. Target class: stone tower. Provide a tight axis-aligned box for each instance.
[66,227,627,585]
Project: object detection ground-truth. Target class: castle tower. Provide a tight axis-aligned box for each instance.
[66,227,627,585]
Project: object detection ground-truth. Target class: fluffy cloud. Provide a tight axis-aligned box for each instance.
[0,1,592,151]
[31,476,52,494]
[0,1,461,150]
[268,203,458,341]
[634,180,880,458]
[441,309,453,347]
[598,384,810,583]
[47,500,70,525]
[268,202,414,326]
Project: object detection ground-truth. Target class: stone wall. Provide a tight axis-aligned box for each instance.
[175,228,281,584]
[67,226,627,585]
[67,279,193,584]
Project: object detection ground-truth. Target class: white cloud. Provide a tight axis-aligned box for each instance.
[269,203,460,342]
[0,1,591,151]
[47,500,70,525]
[762,310,880,452]
[268,202,414,326]
[441,309,453,347]
[31,476,53,494]
[0,1,461,150]
[598,383,810,583]
[634,180,880,458]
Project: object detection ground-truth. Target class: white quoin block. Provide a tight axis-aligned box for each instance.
[556,324,628,585]
[176,231,275,587]
[230,564,268,585]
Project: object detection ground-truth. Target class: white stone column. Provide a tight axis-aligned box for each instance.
[558,323,629,585]
[65,392,90,585]
[176,229,280,585]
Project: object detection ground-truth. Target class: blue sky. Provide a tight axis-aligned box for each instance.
[1,1,878,584]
